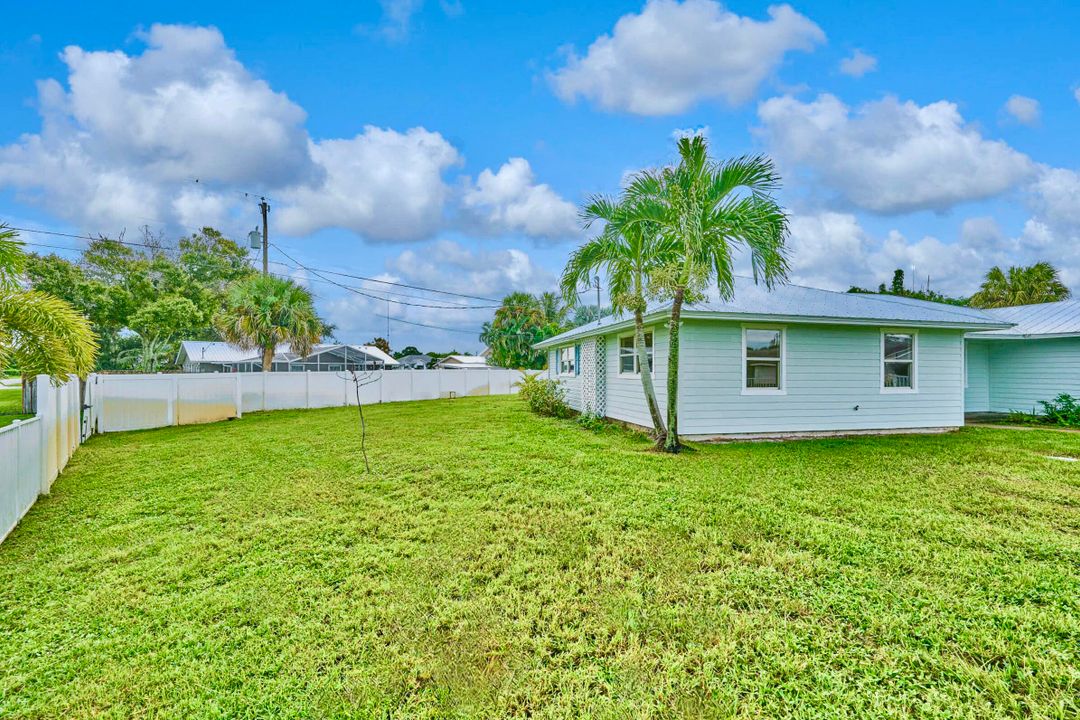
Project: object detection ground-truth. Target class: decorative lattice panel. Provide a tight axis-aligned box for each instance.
[580,339,597,414]
[594,338,606,417]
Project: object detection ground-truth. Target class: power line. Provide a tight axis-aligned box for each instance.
[270,242,503,303]
[271,243,501,311]
[376,314,483,335]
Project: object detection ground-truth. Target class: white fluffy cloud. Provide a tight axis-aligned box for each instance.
[757,93,1036,214]
[0,24,573,245]
[838,49,877,78]
[786,208,1080,295]
[0,24,315,229]
[1003,94,1040,125]
[549,0,824,115]
[278,127,461,242]
[461,158,580,241]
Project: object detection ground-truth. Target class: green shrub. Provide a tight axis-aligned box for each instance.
[1038,393,1080,427]
[576,411,607,432]
[515,374,570,418]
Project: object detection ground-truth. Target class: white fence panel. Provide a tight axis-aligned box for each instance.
[460,370,491,397]
[240,374,266,414]
[411,371,441,401]
[2,376,82,544]
[381,372,413,403]
[308,373,345,409]
[98,375,174,432]
[264,374,307,410]
[177,375,238,425]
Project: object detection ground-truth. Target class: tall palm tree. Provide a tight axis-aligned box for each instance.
[969,262,1071,308]
[0,226,98,409]
[561,194,674,442]
[481,292,562,369]
[214,275,323,371]
[629,137,790,452]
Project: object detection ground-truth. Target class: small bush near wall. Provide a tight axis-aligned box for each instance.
[1007,393,1080,427]
[1039,393,1080,427]
[515,375,570,418]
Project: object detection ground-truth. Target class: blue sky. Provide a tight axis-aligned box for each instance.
[2,1,1079,351]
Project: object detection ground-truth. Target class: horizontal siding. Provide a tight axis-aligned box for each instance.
[604,326,668,428]
[596,320,965,435]
[964,341,990,412]
[984,338,1080,413]
[549,346,583,411]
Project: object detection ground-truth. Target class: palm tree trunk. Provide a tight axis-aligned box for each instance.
[262,345,274,372]
[662,286,684,453]
[634,308,666,443]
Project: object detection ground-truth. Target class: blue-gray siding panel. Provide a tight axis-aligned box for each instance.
[595,320,964,434]
[980,337,1080,413]
[964,341,990,412]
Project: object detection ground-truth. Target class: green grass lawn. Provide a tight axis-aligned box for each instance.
[0,386,30,428]
[1,397,1078,718]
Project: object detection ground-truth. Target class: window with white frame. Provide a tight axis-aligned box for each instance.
[744,327,783,391]
[882,332,916,390]
[558,346,577,376]
[618,331,653,374]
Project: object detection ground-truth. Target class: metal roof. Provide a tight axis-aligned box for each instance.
[178,341,399,365]
[968,300,1080,338]
[536,277,1012,349]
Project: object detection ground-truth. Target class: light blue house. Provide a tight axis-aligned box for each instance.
[964,300,1080,414]
[536,279,1013,439]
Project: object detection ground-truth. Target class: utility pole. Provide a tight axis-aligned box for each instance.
[259,197,270,276]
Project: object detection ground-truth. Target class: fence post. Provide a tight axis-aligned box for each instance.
[305,371,311,409]
[262,371,267,412]
[234,374,243,419]
[169,376,179,426]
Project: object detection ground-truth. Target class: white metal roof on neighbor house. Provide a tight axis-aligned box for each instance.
[178,341,399,365]
[967,300,1080,339]
[436,354,489,367]
[536,277,1012,349]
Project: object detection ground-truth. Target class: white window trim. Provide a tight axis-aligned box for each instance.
[741,325,786,395]
[617,330,654,377]
[557,346,576,377]
[880,329,918,394]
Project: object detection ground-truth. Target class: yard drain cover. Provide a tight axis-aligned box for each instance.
[1044,455,1078,462]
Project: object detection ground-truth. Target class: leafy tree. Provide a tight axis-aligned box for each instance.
[569,304,612,328]
[0,226,98,409]
[969,262,1071,308]
[890,268,906,295]
[562,193,675,442]
[215,275,325,371]
[367,337,391,354]
[128,296,205,342]
[393,345,422,359]
[480,292,569,369]
[25,227,256,370]
[628,137,789,452]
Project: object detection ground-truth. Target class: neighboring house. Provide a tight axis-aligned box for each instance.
[434,355,490,369]
[177,341,399,373]
[964,300,1080,413]
[535,278,1011,439]
[396,353,432,369]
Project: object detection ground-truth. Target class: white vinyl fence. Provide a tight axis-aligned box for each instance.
[0,376,81,543]
[1,369,533,543]
[89,369,533,434]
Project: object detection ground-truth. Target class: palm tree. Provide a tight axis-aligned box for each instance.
[481,292,553,369]
[0,226,98,409]
[561,193,674,442]
[628,137,790,452]
[969,262,1071,308]
[214,275,323,371]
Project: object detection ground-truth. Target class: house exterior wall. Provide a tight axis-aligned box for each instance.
[548,348,583,411]
[972,337,1080,413]
[581,320,965,436]
[964,341,991,413]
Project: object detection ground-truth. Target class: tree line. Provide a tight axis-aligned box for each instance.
[848,263,1070,309]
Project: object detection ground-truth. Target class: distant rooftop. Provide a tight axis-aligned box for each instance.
[178,341,399,365]
[537,277,1011,348]
[969,300,1080,338]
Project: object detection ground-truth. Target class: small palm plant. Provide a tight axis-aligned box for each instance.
[214,275,323,371]
[0,226,98,409]
[629,137,790,452]
[969,262,1071,308]
[561,193,675,444]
